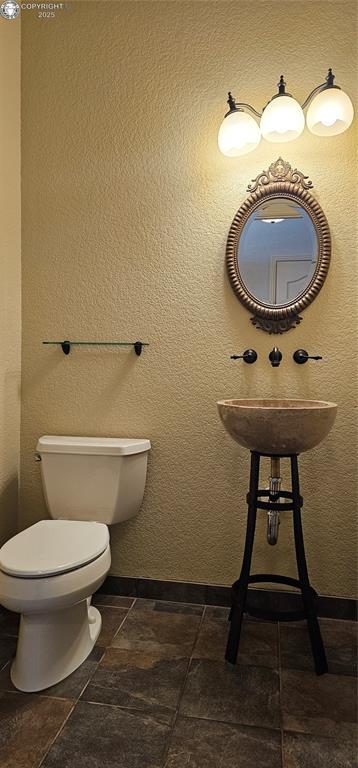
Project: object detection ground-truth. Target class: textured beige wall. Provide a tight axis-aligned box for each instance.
[0,19,21,545]
[20,1,357,596]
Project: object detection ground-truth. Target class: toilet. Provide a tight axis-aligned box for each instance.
[0,435,150,693]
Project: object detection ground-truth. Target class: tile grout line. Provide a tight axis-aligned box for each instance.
[36,701,76,768]
[0,658,12,674]
[81,700,285,732]
[94,597,136,610]
[0,631,18,638]
[160,604,207,767]
[103,603,133,648]
[0,630,18,673]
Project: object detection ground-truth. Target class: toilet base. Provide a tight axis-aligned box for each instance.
[10,599,102,692]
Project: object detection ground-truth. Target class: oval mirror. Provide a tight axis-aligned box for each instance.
[226,158,331,333]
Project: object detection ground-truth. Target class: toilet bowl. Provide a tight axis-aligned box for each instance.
[0,436,150,692]
[0,520,111,692]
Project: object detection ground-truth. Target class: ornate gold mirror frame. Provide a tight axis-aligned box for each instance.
[226,158,331,333]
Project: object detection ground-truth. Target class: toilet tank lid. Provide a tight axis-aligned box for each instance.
[37,436,151,456]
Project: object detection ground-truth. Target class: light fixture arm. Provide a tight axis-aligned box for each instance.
[225,69,342,120]
[300,68,341,110]
[225,92,262,118]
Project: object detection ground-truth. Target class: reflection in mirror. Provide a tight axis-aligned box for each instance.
[237,198,318,306]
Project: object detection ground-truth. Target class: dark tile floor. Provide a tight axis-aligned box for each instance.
[0,595,356,768]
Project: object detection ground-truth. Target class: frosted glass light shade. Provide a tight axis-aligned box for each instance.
[260,95,305,143]
[218,111,261,156]
[307,88,354,136]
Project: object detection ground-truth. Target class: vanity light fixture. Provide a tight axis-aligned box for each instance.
[218,69,354,156]
[218,93,261,156]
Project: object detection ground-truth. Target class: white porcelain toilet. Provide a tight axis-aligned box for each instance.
[0,435,150,692]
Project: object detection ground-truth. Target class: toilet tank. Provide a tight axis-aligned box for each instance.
[36,436,151,524]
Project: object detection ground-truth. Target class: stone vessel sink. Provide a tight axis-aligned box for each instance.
[217,399,337,455]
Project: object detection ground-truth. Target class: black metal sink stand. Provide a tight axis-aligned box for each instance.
[226,450,328,675]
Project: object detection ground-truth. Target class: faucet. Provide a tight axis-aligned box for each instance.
[269,347,282,367]
[230,349,258,364]
[293,349,322,364]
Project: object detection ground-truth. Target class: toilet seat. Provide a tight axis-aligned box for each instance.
[0,543,111,615]
[0,519,109,578]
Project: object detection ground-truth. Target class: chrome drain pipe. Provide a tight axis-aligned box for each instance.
[267,457,281,545]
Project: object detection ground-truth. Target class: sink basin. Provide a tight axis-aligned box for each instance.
[217,399,337,455]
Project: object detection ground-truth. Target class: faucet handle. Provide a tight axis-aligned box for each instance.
[269,347,282,367]
[293,349,323,364]
[230,349,257,364]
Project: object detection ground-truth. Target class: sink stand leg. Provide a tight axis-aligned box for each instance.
[291,455,328,675]
[225,451,260,665]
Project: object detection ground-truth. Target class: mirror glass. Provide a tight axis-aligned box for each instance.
[237,197,318,305]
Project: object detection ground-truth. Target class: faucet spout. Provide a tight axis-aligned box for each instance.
[269,347,282,367]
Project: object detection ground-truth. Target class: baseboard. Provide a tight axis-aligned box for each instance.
[98,575,357,621]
